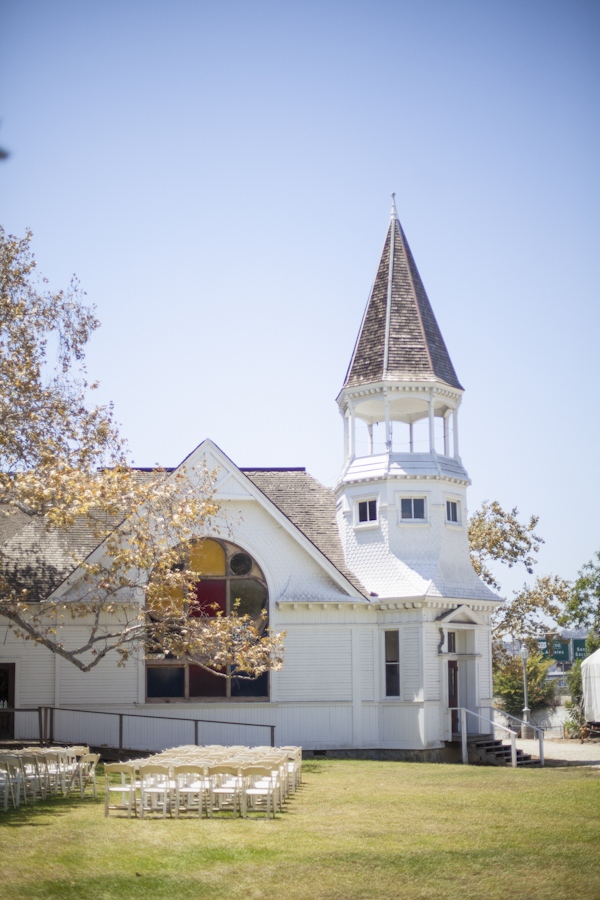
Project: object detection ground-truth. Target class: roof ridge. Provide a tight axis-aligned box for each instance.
[397,220,435,377]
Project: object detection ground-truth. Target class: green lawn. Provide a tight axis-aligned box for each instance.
[1,759,599,900]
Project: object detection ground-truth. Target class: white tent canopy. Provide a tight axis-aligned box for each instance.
[581,647,600,722]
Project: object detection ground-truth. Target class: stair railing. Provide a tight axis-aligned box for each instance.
[491,707,545,767]
[453,707,518,767]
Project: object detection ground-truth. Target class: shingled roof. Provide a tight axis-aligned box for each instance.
[0,508,120,599]
[344,202,463,390]
[241,468,368,598]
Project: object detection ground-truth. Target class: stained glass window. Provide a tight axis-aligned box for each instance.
[146,539,269,701]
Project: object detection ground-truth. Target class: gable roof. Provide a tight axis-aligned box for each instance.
[343,201,463,391]
[0,455,368,601]
[435,605,486,626]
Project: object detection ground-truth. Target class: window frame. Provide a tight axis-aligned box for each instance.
[397,494,428,525]
[445,497,462,526]
[354,496,379,529]
[145,539,270,703]
[383,629,400,698]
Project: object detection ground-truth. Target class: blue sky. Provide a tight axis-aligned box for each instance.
[1,0,598,597]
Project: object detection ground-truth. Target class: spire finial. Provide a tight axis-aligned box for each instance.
[390,192,398,221]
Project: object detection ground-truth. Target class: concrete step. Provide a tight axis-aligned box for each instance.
[467,738,540,767]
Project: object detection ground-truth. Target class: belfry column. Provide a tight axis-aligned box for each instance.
[384,390,391,451]
[343,410,349,464]
[453,407,460,459]
[428,389,436,454]
[349,402,356,461]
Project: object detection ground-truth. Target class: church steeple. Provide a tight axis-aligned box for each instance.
[333,200,488,605]
[336,199,466,474]
[343,195,462,391]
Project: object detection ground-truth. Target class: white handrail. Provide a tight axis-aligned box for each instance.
[491,707,545,766]
[453,707,518,768]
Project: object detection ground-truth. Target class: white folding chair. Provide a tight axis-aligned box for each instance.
[207,764,243,818]
[139,764,173,818]
[0,757,22,809]
[19,755,46,802]
[242,766,278,819]
[173,764,208,818]
[42,751,66,796]
[104,763,138,818]
[281,747,303,789]
[76,753,100,799]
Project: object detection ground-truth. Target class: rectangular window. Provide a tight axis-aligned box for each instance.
[385,630,400,697]
[447,632,456,653]
[358,499,377,523]
[188,665,226,698]
[400,498,426,520]
[146,666,185,699]
[446,500,459,523]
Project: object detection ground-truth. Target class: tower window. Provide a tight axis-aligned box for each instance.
[446,500,459,523]
[447,632,456,653]
[400,498,426,520]
[385,630,400,697]
[358,499,377,523]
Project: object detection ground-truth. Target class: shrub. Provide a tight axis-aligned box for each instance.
[493,653,555,719]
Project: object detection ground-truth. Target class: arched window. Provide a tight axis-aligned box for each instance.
[146,539,269,702]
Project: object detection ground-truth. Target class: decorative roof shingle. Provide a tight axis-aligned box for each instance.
[343,208,462,390]
[241,469,368,597]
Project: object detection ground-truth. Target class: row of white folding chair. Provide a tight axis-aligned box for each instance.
[0,753,56,807]
[152,752,288,804]
[0,756,26,809]
[143,762,278,819]
[0,748,97,809]
[27,747,93,798]
[158,750,296,809]
[104,760,278,819]
[109,745,301,816]
[16,746,91,796]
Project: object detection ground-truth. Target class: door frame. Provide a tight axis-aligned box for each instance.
[448,659,459,734]
[0,662,16,739]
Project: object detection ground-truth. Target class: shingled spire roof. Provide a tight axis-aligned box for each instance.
[343,198,463,390]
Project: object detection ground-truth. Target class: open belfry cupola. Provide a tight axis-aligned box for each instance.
[337,195,466,482]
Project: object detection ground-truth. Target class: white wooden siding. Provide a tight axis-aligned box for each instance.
[360,630,374,700]
[381,703,421,744]
[402,627,420,701]
[276,627,352,702]
[424,627,441,700]
[477,629,492,700]
[58,627,139,706]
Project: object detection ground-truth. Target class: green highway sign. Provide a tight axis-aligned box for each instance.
[573,639,588,661]
[538,638,570,661]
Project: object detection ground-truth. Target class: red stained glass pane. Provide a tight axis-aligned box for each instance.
[189,665,226,698]
[190,580,226,617]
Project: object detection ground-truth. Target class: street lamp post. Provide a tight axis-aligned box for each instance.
[520,644,533,738]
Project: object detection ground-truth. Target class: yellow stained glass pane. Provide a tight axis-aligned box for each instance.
[148,585,185,615]
[189,539,226,576]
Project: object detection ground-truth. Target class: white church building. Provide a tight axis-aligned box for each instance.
[0,201,501,758]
